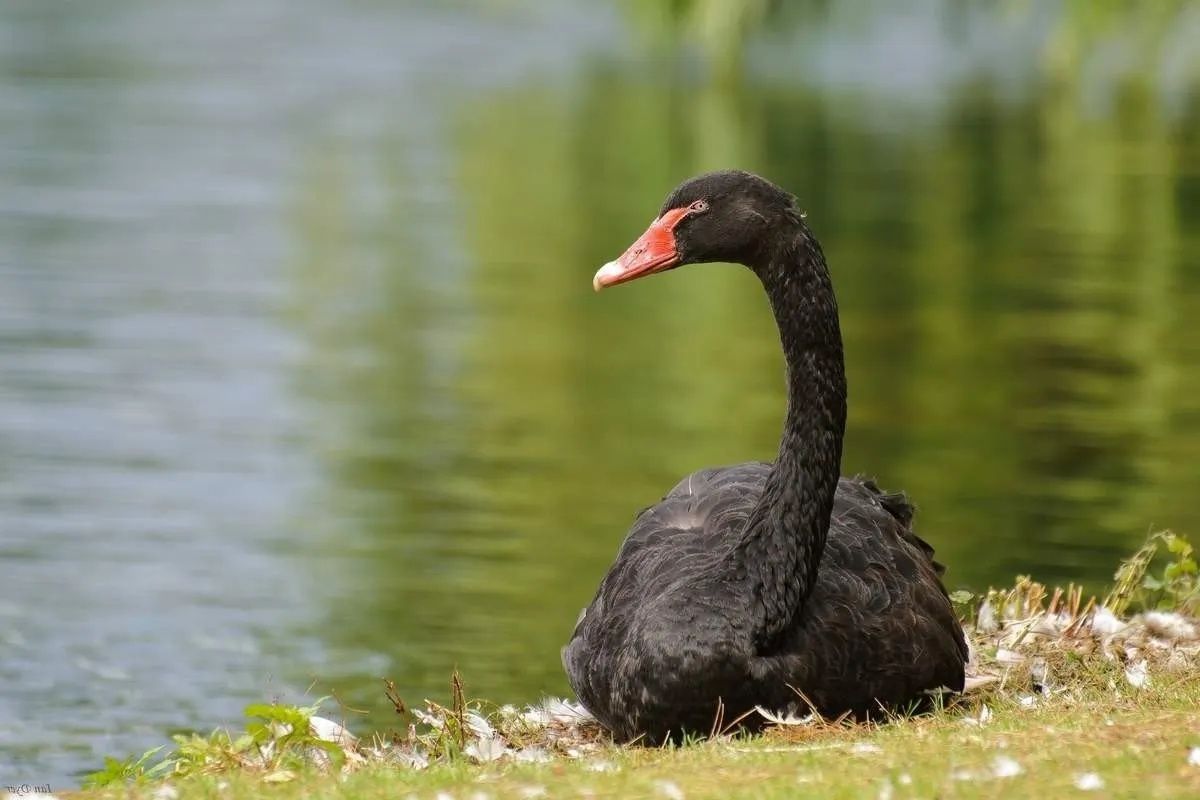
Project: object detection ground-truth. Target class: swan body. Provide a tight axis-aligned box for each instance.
[563,170,967,741]
[564,467,964,740]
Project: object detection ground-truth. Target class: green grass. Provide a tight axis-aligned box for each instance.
[76,532,1200,799]
[77,684,1200,799]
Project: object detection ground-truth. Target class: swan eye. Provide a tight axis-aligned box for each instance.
[689,199,709,213]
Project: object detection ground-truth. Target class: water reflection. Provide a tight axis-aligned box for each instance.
[292,49,1200,724]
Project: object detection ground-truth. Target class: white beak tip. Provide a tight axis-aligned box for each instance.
[592,260,622,292]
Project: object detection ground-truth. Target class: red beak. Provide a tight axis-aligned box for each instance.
[592,206,691,291]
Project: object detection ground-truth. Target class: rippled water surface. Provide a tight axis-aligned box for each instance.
[2,0,1199,785]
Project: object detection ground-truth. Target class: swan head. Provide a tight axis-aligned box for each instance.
[593,170,802,291]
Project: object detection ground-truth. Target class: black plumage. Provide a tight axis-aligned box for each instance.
[563,170,967,742]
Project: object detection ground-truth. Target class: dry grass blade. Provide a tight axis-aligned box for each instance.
[1104,531,1162,615]
[451,670,467,750]
[383,678,407,716]
[708,697,725,739]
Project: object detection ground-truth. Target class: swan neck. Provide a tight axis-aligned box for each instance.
[737,225,847,650]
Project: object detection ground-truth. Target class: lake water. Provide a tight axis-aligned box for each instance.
[2,0,1199,787]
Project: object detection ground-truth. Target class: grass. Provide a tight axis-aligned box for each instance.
[75,531,1200,800]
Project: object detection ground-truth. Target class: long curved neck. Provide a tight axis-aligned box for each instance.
[730,223,847,651]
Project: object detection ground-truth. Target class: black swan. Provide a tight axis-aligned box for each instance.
[562,170,967,742]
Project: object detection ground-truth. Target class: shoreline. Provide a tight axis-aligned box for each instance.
[72,532,1200,799]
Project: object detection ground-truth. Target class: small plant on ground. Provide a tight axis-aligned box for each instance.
[1106,530,1198,616]
[83,746,172,788]
[83,697,344,788]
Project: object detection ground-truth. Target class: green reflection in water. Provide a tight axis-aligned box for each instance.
[284,48,1200,719]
